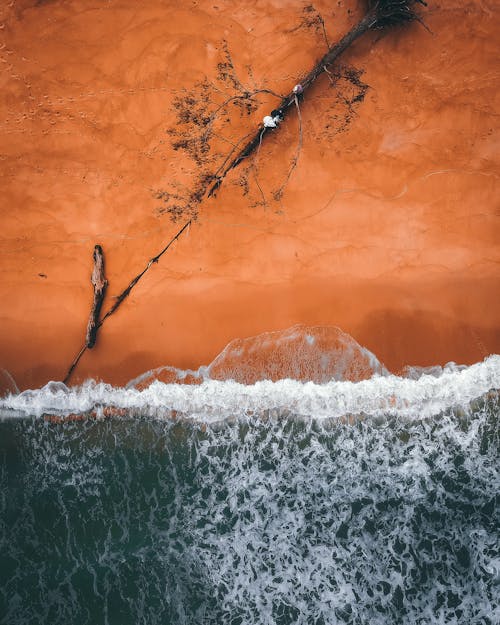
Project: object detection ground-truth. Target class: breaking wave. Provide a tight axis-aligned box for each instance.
[0,327,498,624]
[1,387,498,624]
[0,354,499,422]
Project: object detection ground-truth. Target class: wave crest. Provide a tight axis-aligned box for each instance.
[1,355,498,422]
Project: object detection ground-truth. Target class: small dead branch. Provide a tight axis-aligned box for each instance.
[323,64,336,85]
[273,95,303,202]
[247,129,268,207]
[63,345,87,386]
[100,218,191,323]
[63,220,192,384]
[318,14,330,49]
[86,245,107,349]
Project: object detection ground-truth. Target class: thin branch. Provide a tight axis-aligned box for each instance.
[319,15,330,49]
[274,95,303,201]
[212,131,245,149]
[101,219,192,322]
[323,64,337,85]
[212,128,257,180]
[63,345,87,386]
[251,129,267,206]
[63,219,192,384]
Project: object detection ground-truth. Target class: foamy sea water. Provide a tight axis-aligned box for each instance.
[0,356,499,624]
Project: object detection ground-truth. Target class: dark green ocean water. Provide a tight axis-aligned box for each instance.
[0,394,498,625]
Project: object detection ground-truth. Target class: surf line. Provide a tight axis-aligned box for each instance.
[63,0,429,384]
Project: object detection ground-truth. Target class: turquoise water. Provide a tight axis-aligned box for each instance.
[0,386,498,624]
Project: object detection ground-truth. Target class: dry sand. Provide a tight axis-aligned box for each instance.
[1,0,498,390]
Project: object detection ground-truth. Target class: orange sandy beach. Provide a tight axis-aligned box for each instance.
[1,0,499,391]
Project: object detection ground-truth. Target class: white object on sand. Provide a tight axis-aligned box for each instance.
[263,115,277,128]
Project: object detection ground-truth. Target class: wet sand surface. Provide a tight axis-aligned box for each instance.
[1,0,499,389]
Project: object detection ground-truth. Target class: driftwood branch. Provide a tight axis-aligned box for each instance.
[274,95,303,201]
[207,0,427,196]
[63,220,192,384]
[100,219,192,324]
[86,245,107,348]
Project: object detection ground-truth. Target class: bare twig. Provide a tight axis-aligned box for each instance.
[63,345,87,386]
[86,245,107,349]
[251,129,267,206]
[323,64,337,85]
[274,95,303,201]
[212,128,258,181]
[319,15,330,49]
[63,220,192,384]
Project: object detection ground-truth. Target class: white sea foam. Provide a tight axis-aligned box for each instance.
[1,355,499,421]
[1,362,498,624]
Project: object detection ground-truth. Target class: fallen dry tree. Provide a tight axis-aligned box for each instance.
[63,0,427,384]
[208,0,428,196]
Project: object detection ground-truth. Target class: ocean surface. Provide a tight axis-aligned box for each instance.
[0,356,499,625]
